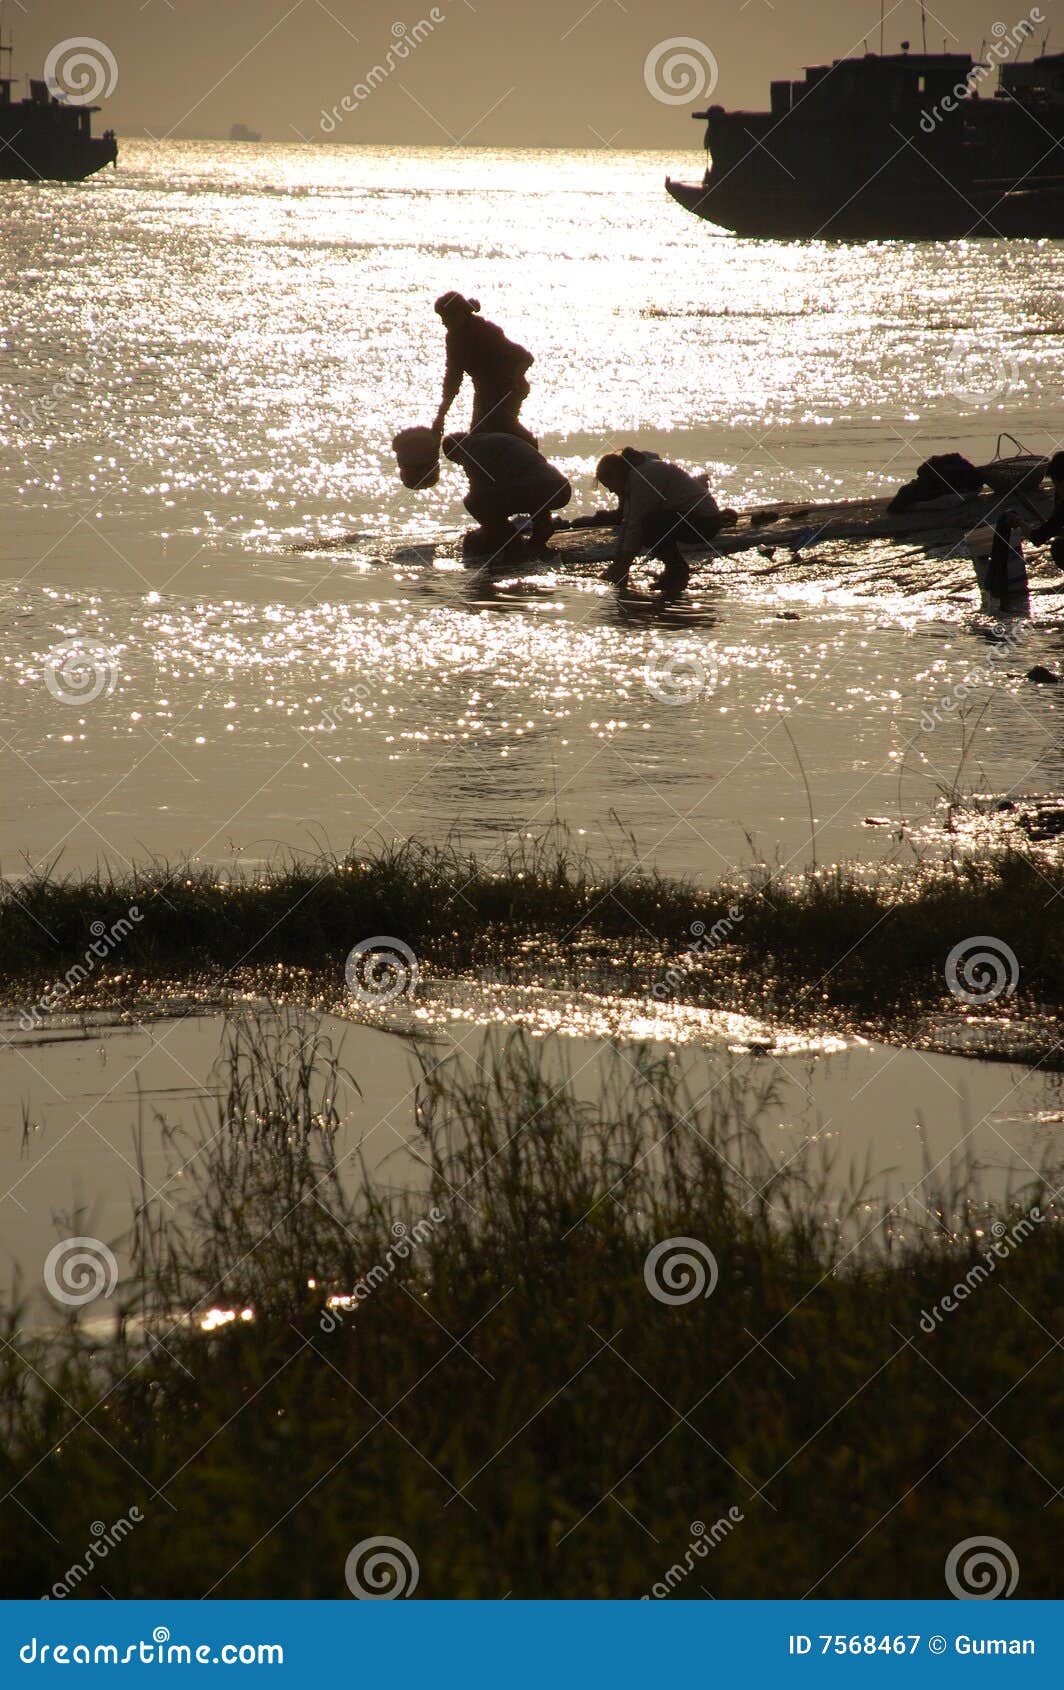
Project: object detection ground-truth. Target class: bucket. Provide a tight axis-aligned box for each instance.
[392,426,441,490]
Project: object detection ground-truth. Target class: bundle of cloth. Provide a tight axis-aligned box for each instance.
[887,453,986,512]
[392,426,442,489]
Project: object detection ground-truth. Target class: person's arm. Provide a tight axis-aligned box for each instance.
[433,332,464,433]
[615,472,659,569]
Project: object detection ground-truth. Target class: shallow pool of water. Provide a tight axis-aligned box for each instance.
[3,1002,1059,1322]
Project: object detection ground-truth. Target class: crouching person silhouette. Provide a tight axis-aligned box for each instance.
[443,432,571,563]
[597,448,723,596]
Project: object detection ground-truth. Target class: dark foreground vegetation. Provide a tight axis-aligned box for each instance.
[1,835,1061,1041]
[1,1014,1061,1599]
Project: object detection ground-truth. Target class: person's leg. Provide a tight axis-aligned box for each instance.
[602,510,678,590]
[641,510,690,594]
[654,556,691,596]
[529,512,560,549]
[527,479,572,548]
[602,557,632,586]
[464,490,514,556]
[654,512,718,592]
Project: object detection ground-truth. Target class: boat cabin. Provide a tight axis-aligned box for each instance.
[999,51,1064,107]
[0,47,117,177]
[764,51,980,120]
[670,38,1064,236]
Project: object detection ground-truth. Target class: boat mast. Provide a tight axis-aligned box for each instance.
[920,1,928,55]
[879,0,885,56]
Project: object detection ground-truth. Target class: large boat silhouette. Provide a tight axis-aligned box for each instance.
[0,28,117,181]
[667,43,1064,239]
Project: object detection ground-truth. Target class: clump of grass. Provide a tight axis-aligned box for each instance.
[0,832,1061,1038]
[1,1009,1060,1599]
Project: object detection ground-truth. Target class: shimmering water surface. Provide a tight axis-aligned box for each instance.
[3,142,1064,877]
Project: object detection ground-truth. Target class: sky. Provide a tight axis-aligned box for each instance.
[6,0,1059,147]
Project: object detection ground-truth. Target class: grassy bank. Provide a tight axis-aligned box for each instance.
[0,836,1061,1039]
[1,1014,1061,1599]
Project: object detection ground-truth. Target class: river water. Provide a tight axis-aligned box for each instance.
[2,140,1064,879]
[5,143,1064,1303]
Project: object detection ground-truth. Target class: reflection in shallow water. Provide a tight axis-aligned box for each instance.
[2,1003,1061,1324]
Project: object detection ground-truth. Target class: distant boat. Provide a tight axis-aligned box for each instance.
[229,123,262,143]
[666,43,1064,239]
[0,29,117,181]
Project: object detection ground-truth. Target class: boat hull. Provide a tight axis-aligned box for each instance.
[666,175,1064,241]
[0,132,117,181]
